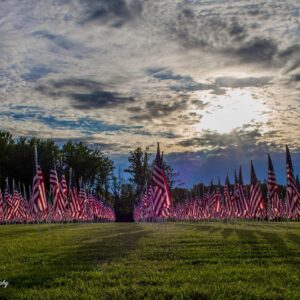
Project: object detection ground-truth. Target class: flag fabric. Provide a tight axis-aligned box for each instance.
[286,145,300,217]
[4,180,14,221]
[50,161,64,219]
[267,154,281,219]
[70,186,80,219]
[3,143,300,224]
[152,143,172,218]
[78,184,88,220]
[224,175,233,217]
[233,168,248,217]
[32,147,48,217]
[249,161,265,218]
[0,189,4,222]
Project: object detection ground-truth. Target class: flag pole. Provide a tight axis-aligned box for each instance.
[69,168,72,193]
[267,190,270,223]
[34,144,38,171]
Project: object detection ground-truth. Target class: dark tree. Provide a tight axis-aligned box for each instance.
[115,183,135,222]
[124,147,151,199]
[0,132,114,204]
[62,141,114,197]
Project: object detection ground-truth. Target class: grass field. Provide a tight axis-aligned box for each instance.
[1,222,300,299]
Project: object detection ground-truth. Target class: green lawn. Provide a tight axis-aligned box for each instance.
[1,221,300,299]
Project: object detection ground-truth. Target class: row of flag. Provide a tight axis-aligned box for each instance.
[134,143,172,221]
[0,146,115,223]
[134,145,300,221]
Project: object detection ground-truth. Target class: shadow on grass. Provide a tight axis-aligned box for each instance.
[0,224,64,239]
[257,230,290,258]
[4,223,150,291]
[221,227,234,240]
[234,227,293,262]
[189,224,223,235]
[286,232,300,248]
[234,228,262,257]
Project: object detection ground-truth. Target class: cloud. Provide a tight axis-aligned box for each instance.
[148,68,192,82]
[80,0,143,27]
[148,68,273,93]
[291,74,300,82]
[0,0,300,177]
[70,90,135,109]
[214,76,272,88]
[33,30,77,50]
[126,106,142,113]
[145,100,187,117]
[0,109,141,134]
[36,78,135,109]
[232,38,278,64]
[161,2,298,71]
[177,128,276,153]
[21,65,58,82]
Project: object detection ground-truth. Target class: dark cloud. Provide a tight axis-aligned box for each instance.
[80,0,143,27]
[70,90,135,109]
[164,5,299,68]
[228,21,247,41]
[178,128,267,151]
[190,100,207,110]
[128,97,190,122]
[279,44,300,74]
[148,68,272,93]
[147,69,212,92]
[127,106,142,112]
[279,44,300,59]
[233,38,278,64]
[166,5,250,51]
[148,69,192,82]
[129,114,152,121]
[36,78,135,109]
[291,74,300,82]
[50,78,107,90]
[146,99,187,117]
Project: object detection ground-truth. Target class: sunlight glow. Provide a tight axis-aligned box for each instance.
[198,89,269,134]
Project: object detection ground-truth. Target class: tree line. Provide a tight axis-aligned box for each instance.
[0,132,179,221]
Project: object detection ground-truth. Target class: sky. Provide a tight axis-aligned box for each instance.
[0,0,299,186]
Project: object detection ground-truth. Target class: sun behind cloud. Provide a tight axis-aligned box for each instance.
[198,89,270,134]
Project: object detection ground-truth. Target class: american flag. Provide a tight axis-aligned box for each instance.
[0,189,4,222]
[4,179,14,221]
[233,169,248,217]
[203,187,210,219]
[50,160,64,218]
[69,187,79,218]
[162,163,172,218]
[208,181,220,218]
[69,171,80,219]
[60,174,68,207]
[267,154,281,219]
[296,175,300,191]
[224,174,233,217]
[249,160,265,218]
[217,179,226,218]
[286,145,300,216]
[152,143,172,218]
[78,183,88,220]
[32,146,48,216]
[12,182,26,221]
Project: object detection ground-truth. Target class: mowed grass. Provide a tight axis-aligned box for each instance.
[1,222,300,299]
